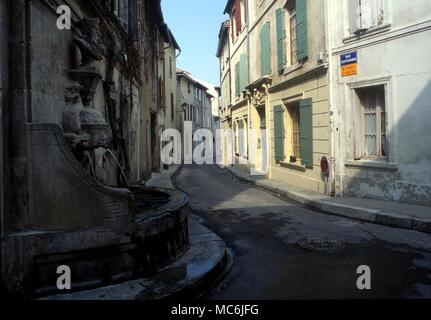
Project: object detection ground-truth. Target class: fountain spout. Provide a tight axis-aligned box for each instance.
[102,147,129,188]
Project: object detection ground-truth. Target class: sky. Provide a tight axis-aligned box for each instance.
[161,0,227,86]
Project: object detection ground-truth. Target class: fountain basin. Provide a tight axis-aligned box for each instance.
[2,124,190,298]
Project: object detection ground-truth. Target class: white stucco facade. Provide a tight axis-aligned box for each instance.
[328,0,431,205]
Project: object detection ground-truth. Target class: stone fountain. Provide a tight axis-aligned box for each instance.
[2,17,190,298]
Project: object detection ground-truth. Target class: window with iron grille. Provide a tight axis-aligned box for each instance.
[356,85,387,159]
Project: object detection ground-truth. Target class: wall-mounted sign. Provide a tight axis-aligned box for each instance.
[341,52,358,77]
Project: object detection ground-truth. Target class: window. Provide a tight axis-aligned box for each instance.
[356,85,387,159]
[349,0,388,34]
[288,6,298,65]
[188,83,191,93]
[289,104,301,159]
[279,0,307,67]
[114,0,138,41]
[274,98,313,167]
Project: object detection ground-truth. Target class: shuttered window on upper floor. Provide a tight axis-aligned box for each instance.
[260,22,272,77]
[349,0,389,34]
[276,0,307,72]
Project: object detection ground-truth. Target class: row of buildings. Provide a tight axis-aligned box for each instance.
[216,0,431,206]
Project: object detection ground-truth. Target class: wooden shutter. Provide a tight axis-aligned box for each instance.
[235,0,242,36]
[296,0,308,61]
[299,98,313,167]
[276,8,286,73]
[231,17,235,42]
[260,22,271,76]
[274,105,285,162]
[360,0,373,30]
[349,0,361,34]
[235,62,240,97]
[240,53,248,91]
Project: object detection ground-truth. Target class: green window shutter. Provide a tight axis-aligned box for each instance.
[260,22,272,76]
[296,0,308,61]
[273,105,285,161]
[235,62,240,96]
[276,8,286,73]
[299,98,313,167]
[240,53,248,91]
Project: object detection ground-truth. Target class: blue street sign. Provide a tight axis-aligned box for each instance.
[341,52,358,66]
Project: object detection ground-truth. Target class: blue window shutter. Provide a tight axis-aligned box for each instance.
[276,8,286,72]
[299,98,313,167]
[296,0,308,61]
[274,105,285,161]
[260,22,272,76]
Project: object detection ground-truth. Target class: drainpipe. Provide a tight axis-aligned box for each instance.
[325,0,336,196]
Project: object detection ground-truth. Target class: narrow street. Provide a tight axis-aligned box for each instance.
[176,164,431,299]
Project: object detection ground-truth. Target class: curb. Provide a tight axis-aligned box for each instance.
[222,166,431,234]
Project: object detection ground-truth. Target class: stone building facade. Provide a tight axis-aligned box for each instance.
[1,0,190,298]
[219,0,330,192]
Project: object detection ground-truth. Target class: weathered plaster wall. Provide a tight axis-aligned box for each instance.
[330,0,431,205]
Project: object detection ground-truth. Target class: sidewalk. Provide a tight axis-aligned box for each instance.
[222,165,431,234]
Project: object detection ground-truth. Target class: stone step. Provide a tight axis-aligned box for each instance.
[39,218,230,300]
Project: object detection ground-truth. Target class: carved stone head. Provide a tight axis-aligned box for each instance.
[74,17,103,65]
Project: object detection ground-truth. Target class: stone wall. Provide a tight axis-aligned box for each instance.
[0,0,8,236]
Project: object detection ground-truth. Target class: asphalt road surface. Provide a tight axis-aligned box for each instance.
[175,164,431,299]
